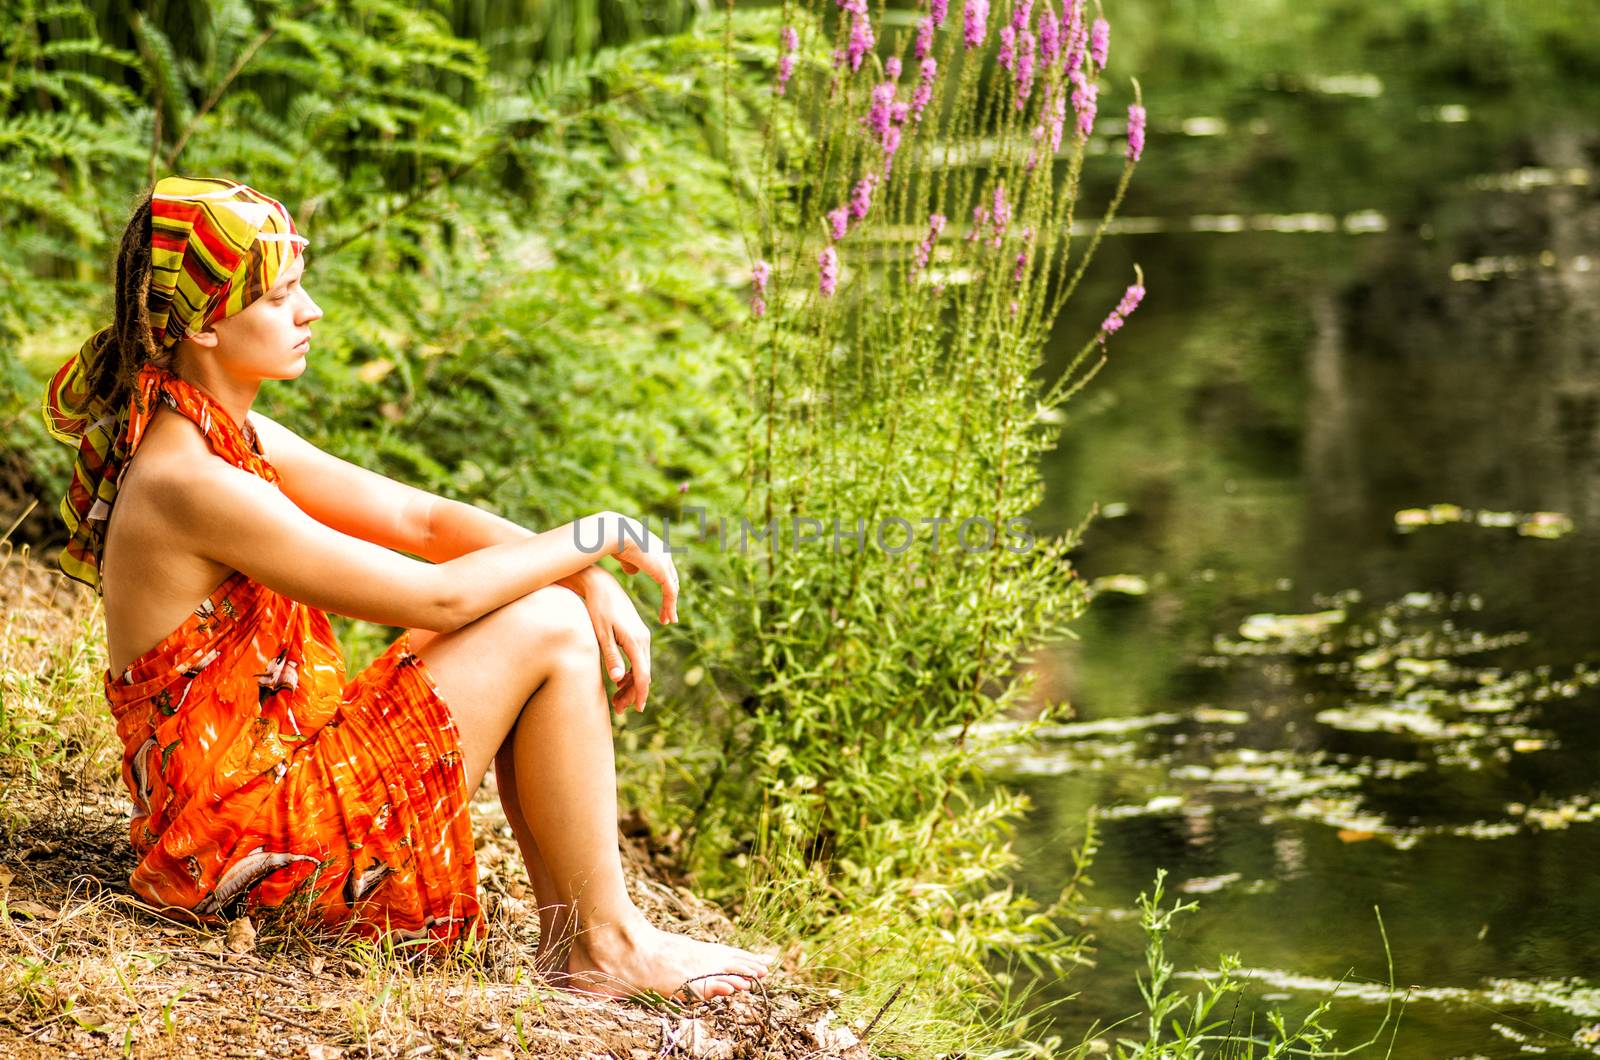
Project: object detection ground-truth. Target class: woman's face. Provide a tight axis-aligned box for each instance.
[194,254,323,381]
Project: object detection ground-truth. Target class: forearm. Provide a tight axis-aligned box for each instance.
[433,511,621,628]
[422,497,596,597]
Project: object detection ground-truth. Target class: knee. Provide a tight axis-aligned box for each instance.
[501,585,596,663]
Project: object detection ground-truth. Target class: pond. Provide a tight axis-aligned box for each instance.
[1017,3,1600,1054]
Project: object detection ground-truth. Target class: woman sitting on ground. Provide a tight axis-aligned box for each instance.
[41,176,769,1001]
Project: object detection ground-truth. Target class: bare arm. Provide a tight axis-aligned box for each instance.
[166,463,664,632]
[249,410,599,599]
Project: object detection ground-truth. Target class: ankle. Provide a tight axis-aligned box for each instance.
[579,911,653,956]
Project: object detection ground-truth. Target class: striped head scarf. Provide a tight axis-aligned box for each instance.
[41,176,308,593]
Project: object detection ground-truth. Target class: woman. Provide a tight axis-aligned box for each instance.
[41,176,769,1001]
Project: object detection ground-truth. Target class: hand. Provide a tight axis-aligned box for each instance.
[605,512,680,625]
[568,566,655,714]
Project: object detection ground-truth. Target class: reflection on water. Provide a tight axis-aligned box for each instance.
[1016,5,1600,1054]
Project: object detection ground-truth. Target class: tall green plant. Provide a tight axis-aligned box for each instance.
[625,0,1151,1037]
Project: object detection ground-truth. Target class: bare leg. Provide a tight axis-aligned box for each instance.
[410,589,770,999]
[494,740,573,973]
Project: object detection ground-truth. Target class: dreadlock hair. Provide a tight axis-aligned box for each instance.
[86,193,173,413]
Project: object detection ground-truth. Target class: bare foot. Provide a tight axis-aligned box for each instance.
[561,918,773,1001]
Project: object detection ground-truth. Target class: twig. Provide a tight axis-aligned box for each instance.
[859,981,904,1042]
[165,0,326,169]
[167,951,310,991]
[261,1008,325,1035]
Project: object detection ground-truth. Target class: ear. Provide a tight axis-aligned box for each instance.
[188,327,220,349]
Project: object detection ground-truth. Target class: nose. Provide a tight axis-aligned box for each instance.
[299,292,324,325]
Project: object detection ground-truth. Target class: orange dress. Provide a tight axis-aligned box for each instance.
[104,369,480,944]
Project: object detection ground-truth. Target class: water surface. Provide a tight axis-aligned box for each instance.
[1018,7,1600,1054]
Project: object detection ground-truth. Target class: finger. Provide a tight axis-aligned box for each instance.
[601,630,626,684]
[633,654,652,713]
[658,565,677,625]
[610,673,634,714]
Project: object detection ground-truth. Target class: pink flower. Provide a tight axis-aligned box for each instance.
[1011,225,1036,281]
[1089,17,1109,67]
[913,212,946,272]
[827,206,849,240]
[998,25,1015,72]
[931,0,949,27]
[1038,3,1059,66]
[819,246,839,296]
[990,181,1010,245]
[912,57,938,120]
[866,81,896,138]
[881,124,902,175]
[1101,282,1145,335]
[963,0,988,49]
[751,259,771,317]
[1126,103,1146,161]
[885,56,902,80]
[1012,0,1034,32]
[915,16,935,59]
[849,175,877,221]
[1070,68,1097,138]
[1049,87,1066,151]
[1014,30,1036,109]
[1062,2,1086,71]
[847,12,875,72]
[777,26,799,95]
[968,202,989,242]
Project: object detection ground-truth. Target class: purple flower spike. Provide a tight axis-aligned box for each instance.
[866,81,896,138]
[827,206,849,240]
[1014,29,1036,109]
[915,16,935,59]
[847,12,875,72]
[776,26,799,95]
[1013,0,1034,32]
[819,246,839,297]
[1101,282,1146,335]
[751,259,771,317]
[912,56,938,120]
[1062,1,1085,71]
[913,212,947,273]
[1126,103,1146,161]
[1070,68,1097,138]
[1049,87,1066,151]
[992,182,1011,234]
[1089,17,1109,67]
[998,25,1015,72]
[885,56,902,80]
[968,203,989,242]
[963,0,989,50]
[849,175,877,221]
[931,0,949,28]
[1038,4,1059,66]
[881,125,903,176]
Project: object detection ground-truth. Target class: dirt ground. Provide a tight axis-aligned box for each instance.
[0,778,884,1059]
[0,546,884,1059]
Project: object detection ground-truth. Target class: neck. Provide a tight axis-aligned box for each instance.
[171,346,260,430]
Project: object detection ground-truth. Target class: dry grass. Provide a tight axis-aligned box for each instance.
[0,545,882,1059]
